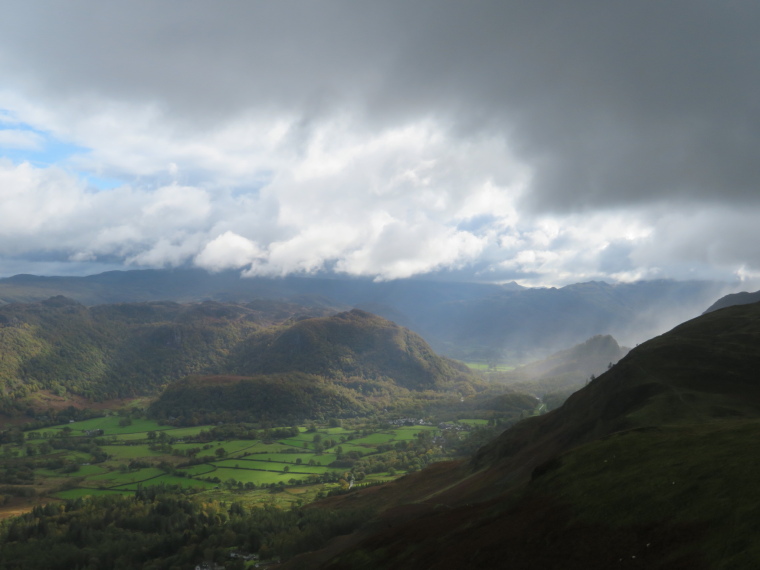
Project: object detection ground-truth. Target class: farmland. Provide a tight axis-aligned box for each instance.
[0,414,487,515]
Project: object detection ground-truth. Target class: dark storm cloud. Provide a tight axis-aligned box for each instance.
[2,1,758,213]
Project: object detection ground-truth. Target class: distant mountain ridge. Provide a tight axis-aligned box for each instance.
[0,268,732,362]
[499,334,630,408]
[515,334,628,381]
[703,289,760,313]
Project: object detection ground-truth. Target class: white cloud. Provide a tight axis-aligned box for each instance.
[337,222,485,280]
[0,128,43,150]
[195,232,264,273]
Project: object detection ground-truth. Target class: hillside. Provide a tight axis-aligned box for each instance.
[280,301,760,569]
[148,373,370,424]
[0,298,339,413]
[229,309,472,390]
[149,310,487,424]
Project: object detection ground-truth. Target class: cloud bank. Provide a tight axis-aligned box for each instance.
[0,1,758,287]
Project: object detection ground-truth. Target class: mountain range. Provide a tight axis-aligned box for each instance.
[0,269,732,362]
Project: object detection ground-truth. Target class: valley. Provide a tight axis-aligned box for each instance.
[1,4,757,568]
[0,272,757,569]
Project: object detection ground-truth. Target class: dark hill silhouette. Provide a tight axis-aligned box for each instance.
[703,288,760,313]
[282,301,760,569]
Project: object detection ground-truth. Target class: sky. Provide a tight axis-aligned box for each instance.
[0,1,758,288]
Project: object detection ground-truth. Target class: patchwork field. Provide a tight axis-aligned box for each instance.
[1,415,483,513]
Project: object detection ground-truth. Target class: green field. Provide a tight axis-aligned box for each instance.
[211,459,333,476]
[464,362,515,372]
[389,425,438,439]
[34,466,106,478]
[456,419,489,426]
[181,464,218,476]
[230,452,314,463]
[206,468,298,486]
[214,440,262,455]
[85,467,165,486]
[254,452,331,463]
[279,438,314,449]
[113,474,218,491]
[350,432,396,445]
[55,488,132,500]
[100,444,164,459]
[322,427,353,436]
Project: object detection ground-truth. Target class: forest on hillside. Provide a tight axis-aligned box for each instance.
[0,300,503,425]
